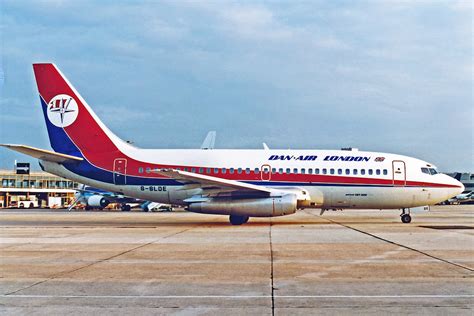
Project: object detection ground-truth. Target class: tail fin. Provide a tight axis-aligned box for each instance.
[33,63,126,156]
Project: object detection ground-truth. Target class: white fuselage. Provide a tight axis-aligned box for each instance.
[40,148,462,211]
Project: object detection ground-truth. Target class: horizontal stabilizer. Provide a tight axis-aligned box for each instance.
[0,144,83,163]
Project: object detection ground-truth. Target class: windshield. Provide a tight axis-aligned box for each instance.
[421,167,438,175]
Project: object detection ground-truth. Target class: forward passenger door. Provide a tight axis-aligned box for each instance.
[392,160,406,186]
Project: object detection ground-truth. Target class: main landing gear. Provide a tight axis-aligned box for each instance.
[229,215,249,225]
[121,204,131,212]
[400,208,411,223]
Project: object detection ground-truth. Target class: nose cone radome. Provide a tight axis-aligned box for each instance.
[446,176,465,198]
[455,181,465,196]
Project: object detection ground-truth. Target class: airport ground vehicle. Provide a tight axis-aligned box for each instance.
[0,64,464,224]
[8,196,39,208]
[142,201,173,212]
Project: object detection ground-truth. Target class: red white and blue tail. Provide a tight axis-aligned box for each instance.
[33,63,128,158]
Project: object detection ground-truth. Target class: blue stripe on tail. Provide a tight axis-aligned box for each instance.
[40,96,82,157]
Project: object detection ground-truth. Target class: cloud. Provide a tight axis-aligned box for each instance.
[0,1,471,171]
[218,5,293,40]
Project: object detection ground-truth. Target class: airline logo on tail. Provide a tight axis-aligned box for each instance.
[47,94,79,127]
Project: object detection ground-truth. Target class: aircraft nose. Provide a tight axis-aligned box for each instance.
[448,176,464,197]
[455,181,465,195]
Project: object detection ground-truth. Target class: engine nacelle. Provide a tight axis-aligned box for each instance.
[187,194,297,217]
[87,195,110,208]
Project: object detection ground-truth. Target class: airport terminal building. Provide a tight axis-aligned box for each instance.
[0,168,79,208]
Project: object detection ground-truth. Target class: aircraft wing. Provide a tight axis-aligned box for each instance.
[154,168,273,195]
[0,144,83,163]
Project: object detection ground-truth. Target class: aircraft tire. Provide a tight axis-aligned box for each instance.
[401,214,412,224]
[121,204,131,212]
[229,215,249,225]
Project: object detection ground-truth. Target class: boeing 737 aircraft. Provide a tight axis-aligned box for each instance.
[1,64,464,224]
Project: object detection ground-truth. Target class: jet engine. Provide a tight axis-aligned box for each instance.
[187,194,297,217]
[87,195,110,208]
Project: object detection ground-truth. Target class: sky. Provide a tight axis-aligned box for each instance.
[0,0,472,171]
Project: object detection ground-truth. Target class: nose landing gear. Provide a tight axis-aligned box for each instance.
[400,208,412,223]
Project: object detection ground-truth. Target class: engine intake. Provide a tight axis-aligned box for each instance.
[187,194,297,217]
[87,195,110,208]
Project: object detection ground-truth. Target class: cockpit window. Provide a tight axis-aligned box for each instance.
[422,167,438,175]
[421,168,430,174]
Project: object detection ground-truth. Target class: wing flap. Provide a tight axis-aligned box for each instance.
[0,144,83,163]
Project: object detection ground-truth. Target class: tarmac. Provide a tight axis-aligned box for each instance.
[0,205,473,315]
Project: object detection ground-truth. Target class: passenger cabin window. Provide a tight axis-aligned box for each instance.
[254,168,259,174]
[138,167,144,173]
[293,168,298,174]
[368,169,373,175]
[330,168,335,175]
[146,167,151,174]
[322,168,327,175]
[353,169,358,175]
[206,168,211,174]
[286,168,291,174]
[376,169,381,175]
[308,168,313,174]
[315,168,320,174]
[383,169,388,175]
[246,168,251,174]
[271,168,276,174]
[279,168,284,174]
[184,167,188,172]
[214,168,219,174]
[361,169,365,175]
[338,169,342,175]
[230,168,235,174]
[345,169,350,175]
[301,168,306,174]
[237,168,242,174]
[222,168,227,174]
[191,168,196,173]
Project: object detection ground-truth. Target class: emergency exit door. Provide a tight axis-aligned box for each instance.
[114,158,127,185]
[392,160,406,186]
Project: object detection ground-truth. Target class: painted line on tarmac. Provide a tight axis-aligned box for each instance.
[4,225,200,296]
[2,294,473,299]
[307,212,474,273]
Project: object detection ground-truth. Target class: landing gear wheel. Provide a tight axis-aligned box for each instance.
[401,214,411,223]
[229,215,249,225]
[85,205,92,211]
[121,204,131,212]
